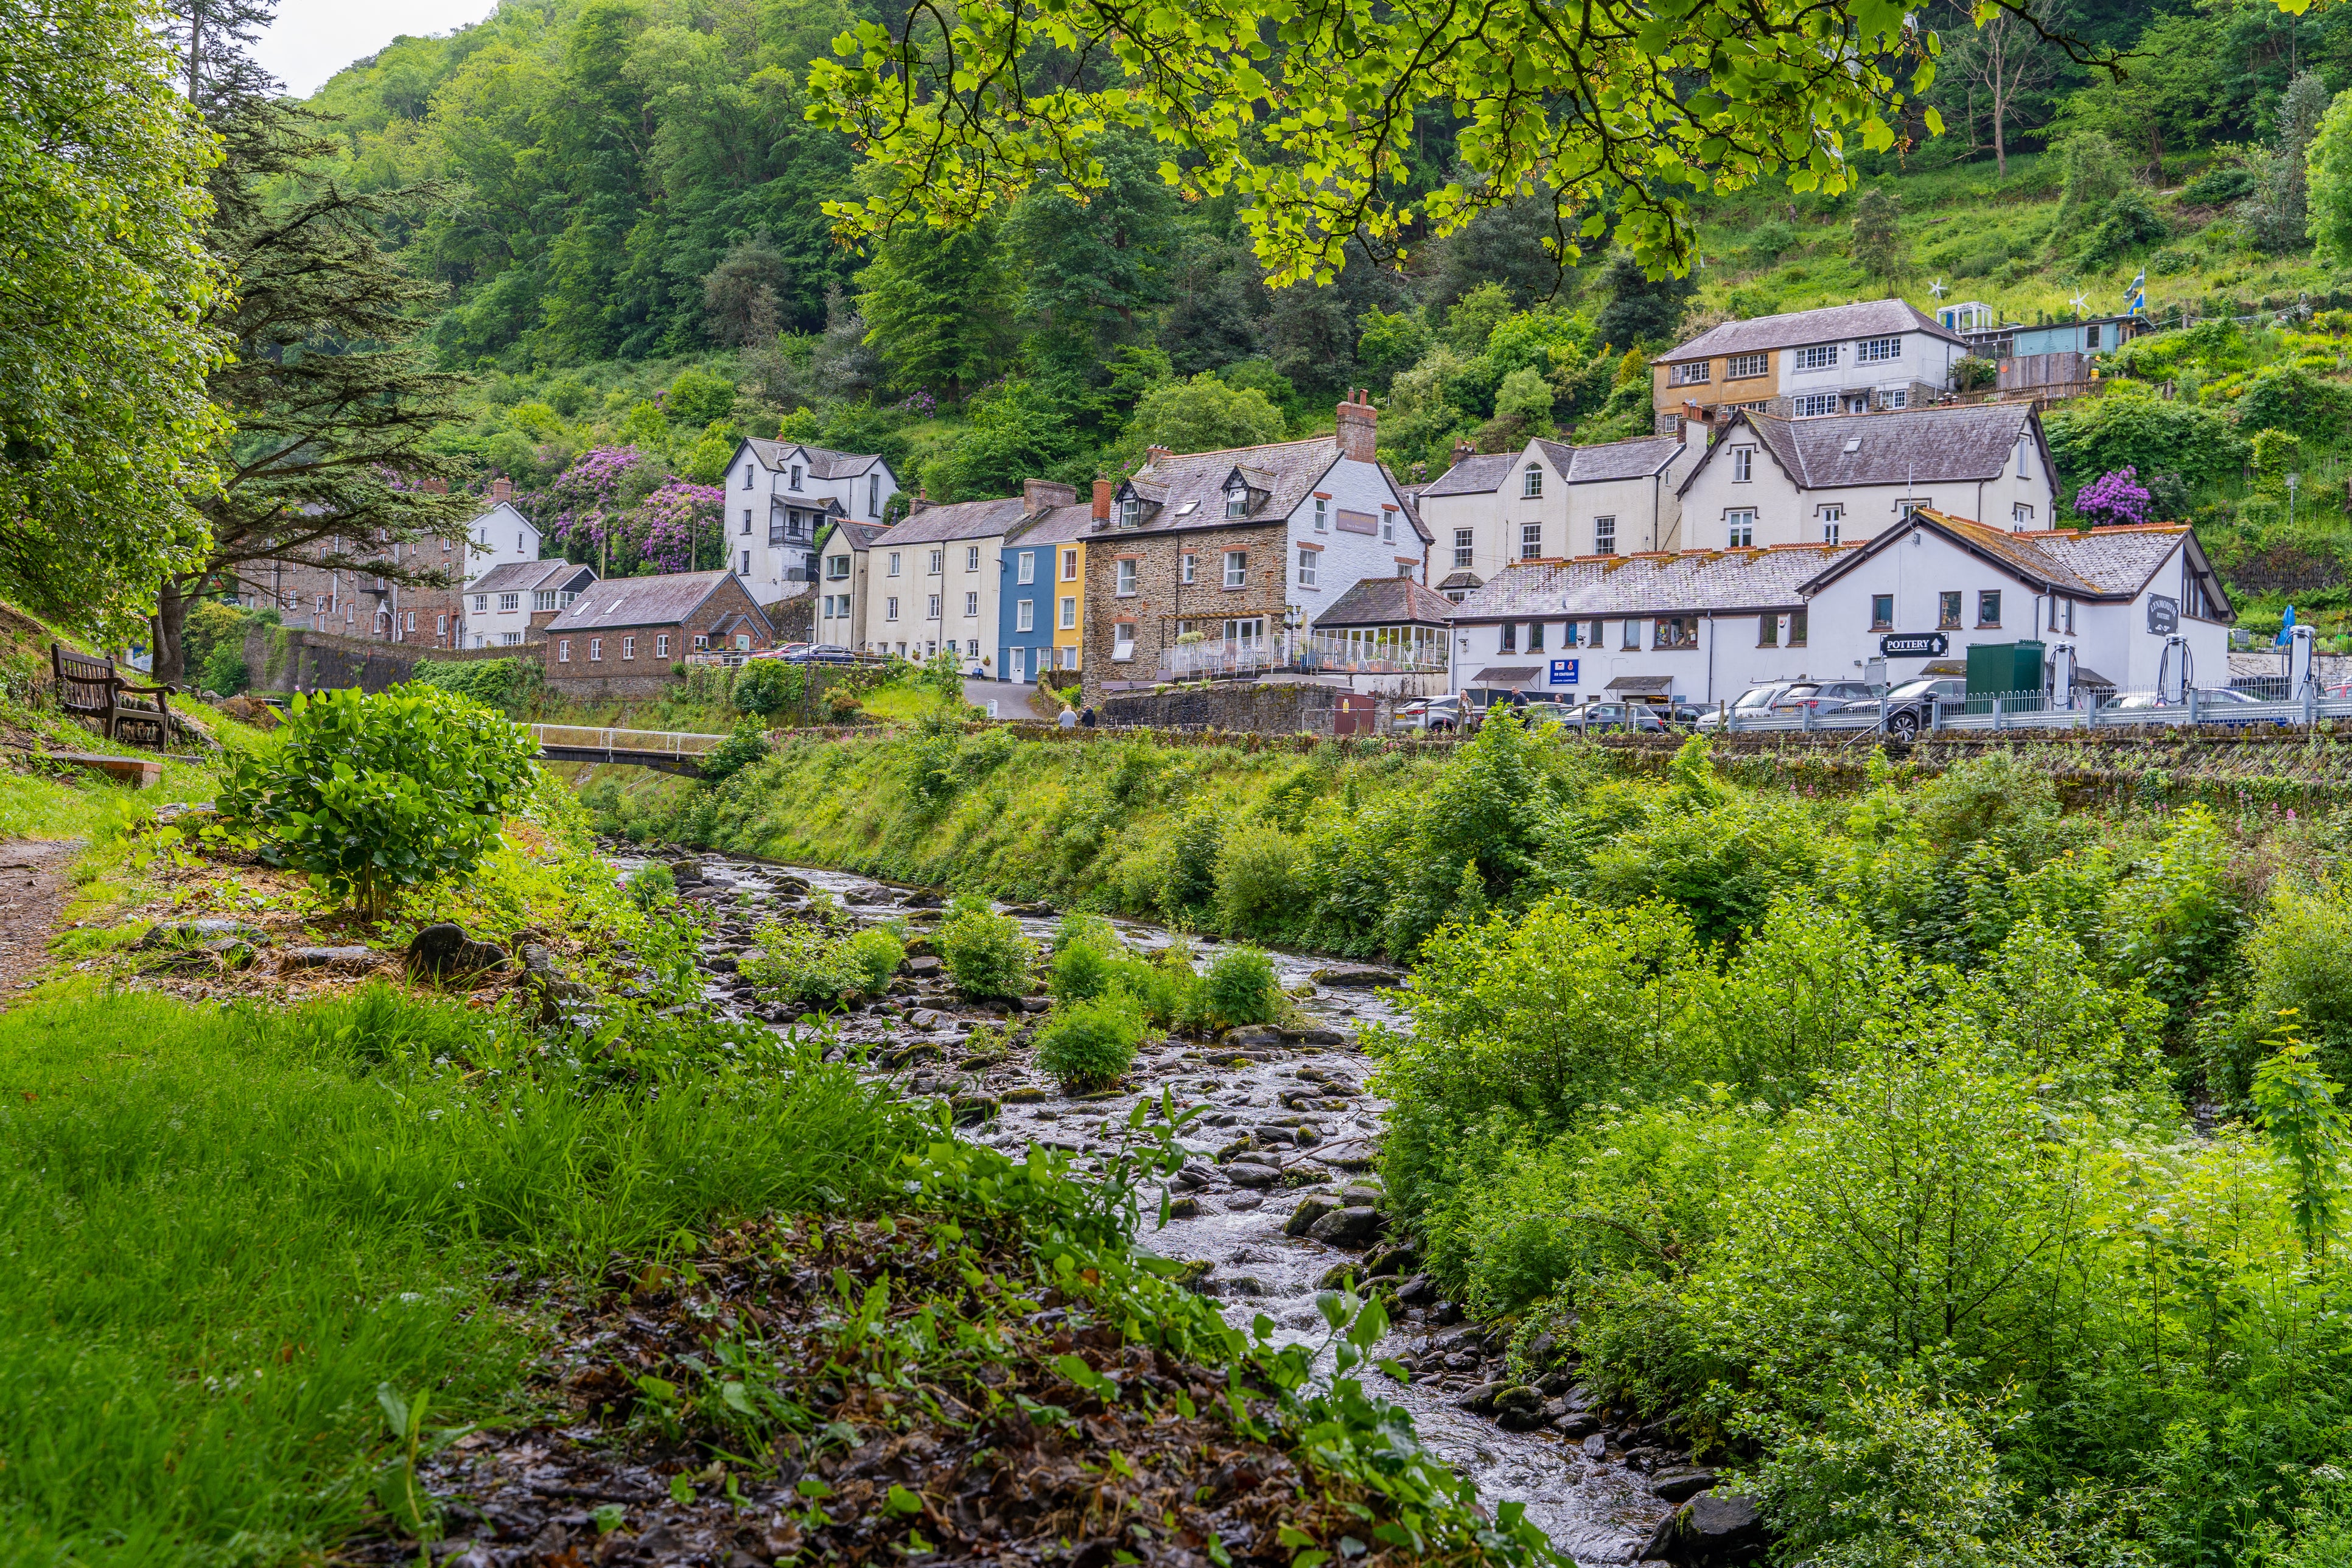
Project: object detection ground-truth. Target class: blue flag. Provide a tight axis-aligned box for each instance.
[2278,604,2297,645]
[2127,268,2146,316]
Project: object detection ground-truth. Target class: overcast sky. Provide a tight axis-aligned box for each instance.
[256,0,497,97]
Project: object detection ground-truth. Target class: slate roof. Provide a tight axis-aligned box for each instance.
[467,559,590,595]
[1313,576,1460,629]
[815,518,894,553]
[1419,452,1516,499]
[1452,544,1853,621]
[1113,437,1345,536]
[544,571,751,633]
[743,439,888,480]
[1797,513,2218,608]
[1657,299,1965,365]
[872,497,1031,549]
[1687,403,2045,494]
[1531,435,1689,482]
[1006,503,1097,548]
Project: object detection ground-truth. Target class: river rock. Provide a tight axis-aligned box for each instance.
[1173,1162,1218,1189]
[1017,996,1051,1013]
[907,1008,951,1029]
[1363,1242,1419,1278]
[904,956,943,976]
[1453,1381,1509,1415]
[1003,1086,1049,1103]
[1001,901,1056,917]
[1553,1411,1601,1438]
[900,891,945,909]
[1340,1183,1384,1206]
[406,923,511,983]
[1492,1386,1549,1432]
[1225,1161,1283,1188]
[949,1094,998,1125]
[1642,1492,1765,1566]
[667,859,704,884]
[1394,1273,1440,1306]
[519,943,599,1024]
[1284,1195,1338,1236]
[1653,1469,1720,1505]
[1310,966,1395,988]
[138,917,268,950]
[283,945,375,971]
[1167,1195,1202,1220]
[1306,1205,1385,1248]
[705,952,740,973]
[1223,1025,1284,1048]
[1280,1027,1350,1046]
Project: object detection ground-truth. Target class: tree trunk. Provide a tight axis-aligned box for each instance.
[1993,91,2007,178]
[152,577,192,687]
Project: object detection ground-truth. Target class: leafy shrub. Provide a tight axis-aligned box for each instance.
[1199,946,1280,1031]
[1214,819,1303,936]
[218,684,537,917]
[2236,366,2352,443]
[626,861,676,909]
[733,659,808,717]
[959,727,1016,777]
[701,718,771,785]
[2045,382,2248,487]
[743,920,905,1006]
[824,685,864,721]
[2180,164,2257,206]
[1108,951,1194,1027]
[2076,189,2168,267]
[411,657,534,710]
[906,732,962,805]
[936,897,1034,999]
[2249,884,2352,1070]
[1036,993,1146,1090]
[1049,936,1116,1003]
[1162,810,1223,918]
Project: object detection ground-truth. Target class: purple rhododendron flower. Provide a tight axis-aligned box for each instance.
[2073,467,2152,527]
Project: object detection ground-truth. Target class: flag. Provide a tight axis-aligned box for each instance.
[2279,604,2297,646]
[2127,268,2146,316]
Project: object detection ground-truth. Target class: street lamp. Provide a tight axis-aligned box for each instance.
[2287,471,2301,530]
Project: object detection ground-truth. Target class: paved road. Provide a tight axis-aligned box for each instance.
[963,678,1055,720]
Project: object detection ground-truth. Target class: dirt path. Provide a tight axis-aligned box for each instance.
[0,840,79,1001]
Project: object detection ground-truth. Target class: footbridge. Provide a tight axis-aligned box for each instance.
[529,724,728,776]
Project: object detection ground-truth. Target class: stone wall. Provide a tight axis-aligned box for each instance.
[1100,682,1362,735]
[243,624,545,695]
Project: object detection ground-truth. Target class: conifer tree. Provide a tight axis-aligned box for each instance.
[150,2,472,684]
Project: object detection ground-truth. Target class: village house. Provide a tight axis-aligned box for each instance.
[1415,430,1701,597]
[858,482,1074,670]
[541,570,775,691]
[723,439,900,616]
[1446,511,2233,709]
[1676,402,2057,551]
[1651,299,1972,430]
[998,501,1092,683]
[1306,575,1457,696]
[1080,392,1429,700]
[811,518,893,649]
[461,559,598,648]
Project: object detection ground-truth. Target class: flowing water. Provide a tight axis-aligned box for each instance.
[614,849,1675,1564]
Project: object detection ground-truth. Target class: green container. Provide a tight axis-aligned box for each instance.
[1965,641,2046,712]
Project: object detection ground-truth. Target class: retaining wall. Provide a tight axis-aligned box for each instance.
[243,625,542,695]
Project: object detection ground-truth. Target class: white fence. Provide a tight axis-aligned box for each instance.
[1714,688,2352,736]
[529,724,727,757]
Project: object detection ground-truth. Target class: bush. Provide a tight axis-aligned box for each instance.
[743,920,905,1006]
[1049,936,1117,1003]
[1162,810,1223,918]
[2181,164,2257,206]
[734,659,808,717]
[411,657,534,711]
[217,684,537,917]
[1214,819,1303,936]
[626,861,676,909]
[1199,946,1281,1031]
[1035,993,1147,1090]
[1108,951,1194,1027]
[200,642,248,696]
[702,718,771,785]
[936,897,1035,999]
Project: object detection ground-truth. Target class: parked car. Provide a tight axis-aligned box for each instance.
[1394,695,1468,733]
[807,644,859,663]
[1697,682,1812,730]
[1832,676,1967,741]
[1566,701,1670,733]
[752,642,811,661]
[2108,687,2285,726]
[1790,681,1879,713]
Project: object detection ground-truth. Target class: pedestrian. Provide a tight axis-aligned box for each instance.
[1057,704,1078,730]
[1080,705,1097,729]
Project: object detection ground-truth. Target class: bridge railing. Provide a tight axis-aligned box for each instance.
[530,724,729,757]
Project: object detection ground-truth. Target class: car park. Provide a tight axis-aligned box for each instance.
[1394,695,1468,733]
[1698,682,1812,730]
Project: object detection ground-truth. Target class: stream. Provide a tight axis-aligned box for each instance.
[614,847,1680,1566]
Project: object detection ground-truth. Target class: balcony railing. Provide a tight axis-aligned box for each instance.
[1155,629,1449,682]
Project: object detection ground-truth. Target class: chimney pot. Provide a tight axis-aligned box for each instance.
[1092,478,1113,520]
[1146,444,1172,464]
[489,477,513,503]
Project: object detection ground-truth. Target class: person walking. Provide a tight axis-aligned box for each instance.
[1079,705,1097,729]
[1057,704,1078,730]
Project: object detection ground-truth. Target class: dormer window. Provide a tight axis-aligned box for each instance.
[789,465,803,490]
[1119,495,1141,527]
[1225,481,1249,518]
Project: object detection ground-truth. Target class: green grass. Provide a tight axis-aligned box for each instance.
[0,983,924,1566]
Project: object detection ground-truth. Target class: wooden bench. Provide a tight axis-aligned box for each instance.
[52,645,175,747]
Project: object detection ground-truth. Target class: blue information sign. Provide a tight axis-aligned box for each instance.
[1550,658,1579,685]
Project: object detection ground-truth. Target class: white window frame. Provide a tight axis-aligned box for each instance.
[1017,598,1035,632]
[964,590,979,617]
[1670,361,1710,385]
[1382,511,1395,544]
[927,593,942,619]
[966,545,980,572]
[1821,505,1843,545]
[1113,623,1136,660]
[1061,548,1078,581]
[1017,550,1035,584]
[558,639,571,663]
[1594,515,1617,556]
[1223,550,1247,589]
[1297,547,1319,588]
[2014,502,2035,529]
[1060,595,1076,630]
[1452,528,1474,569]
[1727,509,1757,548]
[887,551,902,576]
[621,634,635,659]
[1793,393,1839,418]
[886,596,900,621]
[1116,559,1138,597]
[1180,552,1195,584]
[1522,464,1543,499]
[1727,352,1768,380]
[1520,522,1542,561]
[1855,335,1902,364]
[1795,344,1839,371]
[1314,497,1328,533]
[1731,447,1753,483]
[928,549,942,574]
[656,633,670,657]
[589,637,603,661]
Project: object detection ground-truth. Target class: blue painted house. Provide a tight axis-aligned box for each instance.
[996,501,1093,684]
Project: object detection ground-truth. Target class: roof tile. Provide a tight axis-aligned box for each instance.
[1659,299,1965,364]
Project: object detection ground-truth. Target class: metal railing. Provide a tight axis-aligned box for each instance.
[1154,642,1450,682]
[1711,687,2352,735]
[529,724,729,757]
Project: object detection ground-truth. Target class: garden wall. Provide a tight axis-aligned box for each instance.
[243,625,545,695]
[1101,683,1363,735]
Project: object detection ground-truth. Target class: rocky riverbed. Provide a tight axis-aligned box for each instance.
[623,846,1754,1567]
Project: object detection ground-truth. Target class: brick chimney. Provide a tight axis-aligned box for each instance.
[1023,478,1077,517]
[1144,445,1172,466]
[1680,401,1712,452]
[489,476,513,503]
[1092,478,1113,520]
[910,483,933,516]
[1448,437,1477,469]
[1335,388,1377,463]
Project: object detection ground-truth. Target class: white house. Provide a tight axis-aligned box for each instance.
[811,517,894,651]
[1418,432,1702,595]
[455,499,548,648]
[1795,511,2233,696]
[859,481,1076,670]
[1676,402,2057,551]
[1445,511,2235,706]
[724,439,900,614]
[463,559,598,648]
[1447,544,1851,705]
[1651,298,1972,428]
